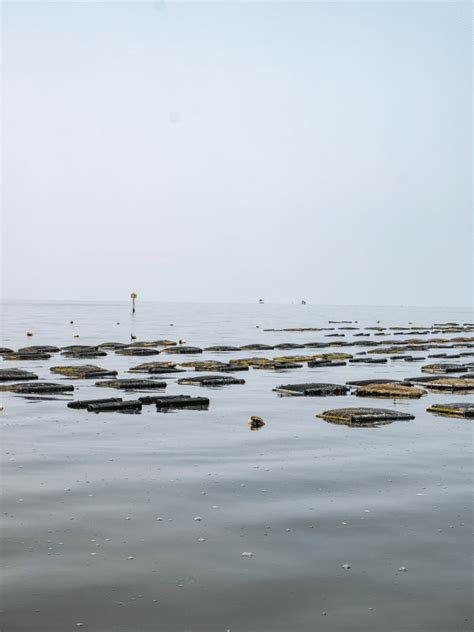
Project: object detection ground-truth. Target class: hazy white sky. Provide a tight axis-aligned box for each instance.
[1,1,472,306]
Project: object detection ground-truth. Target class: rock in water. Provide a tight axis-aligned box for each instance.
[94,379,167,390]
[247,415,266,431]
[354,383,426,399]
[426,403,474,418]
[317,407,415,427]
[273,383,348,396]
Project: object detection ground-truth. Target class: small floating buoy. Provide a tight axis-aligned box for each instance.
[247,415,266,431]
[70,320,74,324]
[26,331,33,337]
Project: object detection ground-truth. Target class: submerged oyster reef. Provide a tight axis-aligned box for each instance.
[1,321,473,423]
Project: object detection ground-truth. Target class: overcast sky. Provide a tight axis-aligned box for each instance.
[1,1,472,306]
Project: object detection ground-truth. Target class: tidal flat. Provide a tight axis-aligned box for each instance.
[1,301,473,632]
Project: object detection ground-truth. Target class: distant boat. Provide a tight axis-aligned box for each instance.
[301,300,306,305]
[258,298,264,304]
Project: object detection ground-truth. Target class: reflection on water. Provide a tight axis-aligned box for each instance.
[1,301,473,632]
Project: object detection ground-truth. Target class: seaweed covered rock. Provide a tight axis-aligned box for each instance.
[129,361,178,372]
[316,353,353,361]
[349,357,388,364]
[115,348,160,357]
[162,346,203,354]
[0,382,74,394]
[308,359,346,368]
[18,345,60,353]
[317,407,415,427]
[423,377,474,392]
[274,355,316,363]
[0,369,38,382]
[239,344,275,351]
[204,345,241,352]
[177,375,245,386]
[346,378,407,387]
[427,403,474,418]
[0,348,13,354]
[94,379,167,390]
[98,342,129,349]
[354,383,426,399]
[254,361,303,370]
[421,363,468,374]
[273,383,348,396]
[231,357,274,367]
[152,340,177,346]
[3,351,52,361]
[61,347,107,359]
[179,360,227,370]
[51,365,118,379]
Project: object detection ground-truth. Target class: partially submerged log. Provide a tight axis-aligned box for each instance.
[273,383,348,396]
[317,407,415,427]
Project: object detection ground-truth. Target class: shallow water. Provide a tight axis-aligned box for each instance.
[1,301,473,632]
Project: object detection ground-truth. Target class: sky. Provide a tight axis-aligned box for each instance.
[1,1,472,306]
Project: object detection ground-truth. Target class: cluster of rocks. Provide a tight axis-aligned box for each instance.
[1,320,473,421]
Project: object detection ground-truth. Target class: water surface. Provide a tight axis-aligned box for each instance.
[1,302,473,632]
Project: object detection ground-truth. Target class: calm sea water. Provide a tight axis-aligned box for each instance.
[1,301,473,632]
